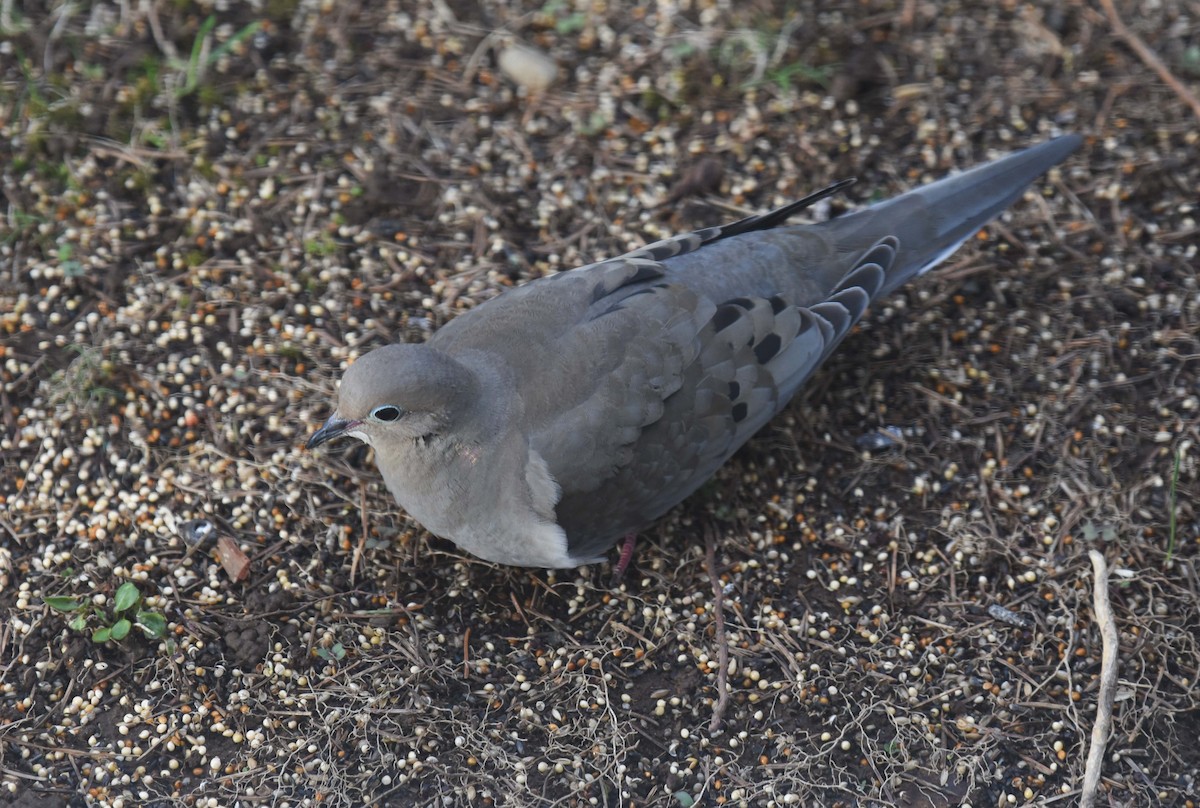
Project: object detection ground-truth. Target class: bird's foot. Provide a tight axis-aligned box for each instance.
[609,533,637,587]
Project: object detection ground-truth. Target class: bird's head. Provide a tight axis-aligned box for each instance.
[306,344,478,452]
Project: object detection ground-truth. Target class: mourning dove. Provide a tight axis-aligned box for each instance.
[308,135,1081,573]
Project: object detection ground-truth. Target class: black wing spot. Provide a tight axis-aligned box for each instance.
[728,381,741,400]
[754,333,783,364]
[731,402,749,423]
[712,306,741,333]
[768,295,789,314]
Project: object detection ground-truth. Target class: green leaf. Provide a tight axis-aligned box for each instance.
[113,582,140,613]
[555,12,586,34]
[92,626,112,643]
[110,618,131,641]
[184,15,218,93]
[69,614,87,632]
[316,642,347,662]
[45,596,83,612]
[674,792,695,808]
[207,21,262,69]
[136,611,167,639]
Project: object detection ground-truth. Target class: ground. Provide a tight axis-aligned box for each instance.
[1,0,1198,806]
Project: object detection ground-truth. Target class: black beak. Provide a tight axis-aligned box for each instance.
[306,415,358,450]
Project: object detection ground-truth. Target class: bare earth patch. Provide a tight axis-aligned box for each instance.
[1,1,1197,806]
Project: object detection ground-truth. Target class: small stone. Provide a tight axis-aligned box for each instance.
[498,43,558,93]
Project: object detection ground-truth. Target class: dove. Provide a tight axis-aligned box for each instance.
[307,134,1081,574]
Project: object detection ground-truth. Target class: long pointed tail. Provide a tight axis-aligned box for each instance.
[830,134,1082,296]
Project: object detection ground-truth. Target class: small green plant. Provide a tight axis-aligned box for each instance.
[44,345,119,411]
[303,233,339,257]
[58,243,85,278]
[537,0,587,34]
[46,581,168,643]
[754,60,832,92]
[176,15,262,99]
[1182,44,1200,79]
[277,342,306,361]
[316,642,346,662]
[0,208,47,247]
[575,109,610,137]
[0,1,31,35]
[1080,520,1118,543]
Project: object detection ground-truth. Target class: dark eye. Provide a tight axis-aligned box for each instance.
[369,405,403,422]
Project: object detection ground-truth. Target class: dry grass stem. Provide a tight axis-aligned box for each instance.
[1098,0,1200,124]
[706,525,730,735]
[1081,549,1120,808]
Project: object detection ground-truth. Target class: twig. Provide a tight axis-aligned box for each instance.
[1166,447,1181,563]
[1081,550,1119,808]
[350,481,369,584]
[144,0,180,62]
[705,525,730,734]
[1097,0,1200,125]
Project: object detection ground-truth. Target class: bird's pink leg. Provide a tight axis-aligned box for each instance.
[610,533,637,586]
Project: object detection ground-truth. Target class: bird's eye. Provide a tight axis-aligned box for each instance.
[369,405,403,422]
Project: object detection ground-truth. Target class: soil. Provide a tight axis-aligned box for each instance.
[1,1,1198,806]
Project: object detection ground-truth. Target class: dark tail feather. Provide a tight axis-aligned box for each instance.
[704,178,857,242]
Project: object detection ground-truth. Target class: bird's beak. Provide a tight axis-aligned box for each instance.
[306,415,359,450]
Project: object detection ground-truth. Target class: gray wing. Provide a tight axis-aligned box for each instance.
[430,178,859,505]
[553,238,898,559]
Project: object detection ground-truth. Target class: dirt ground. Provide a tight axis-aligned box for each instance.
[2,0,1198,806]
